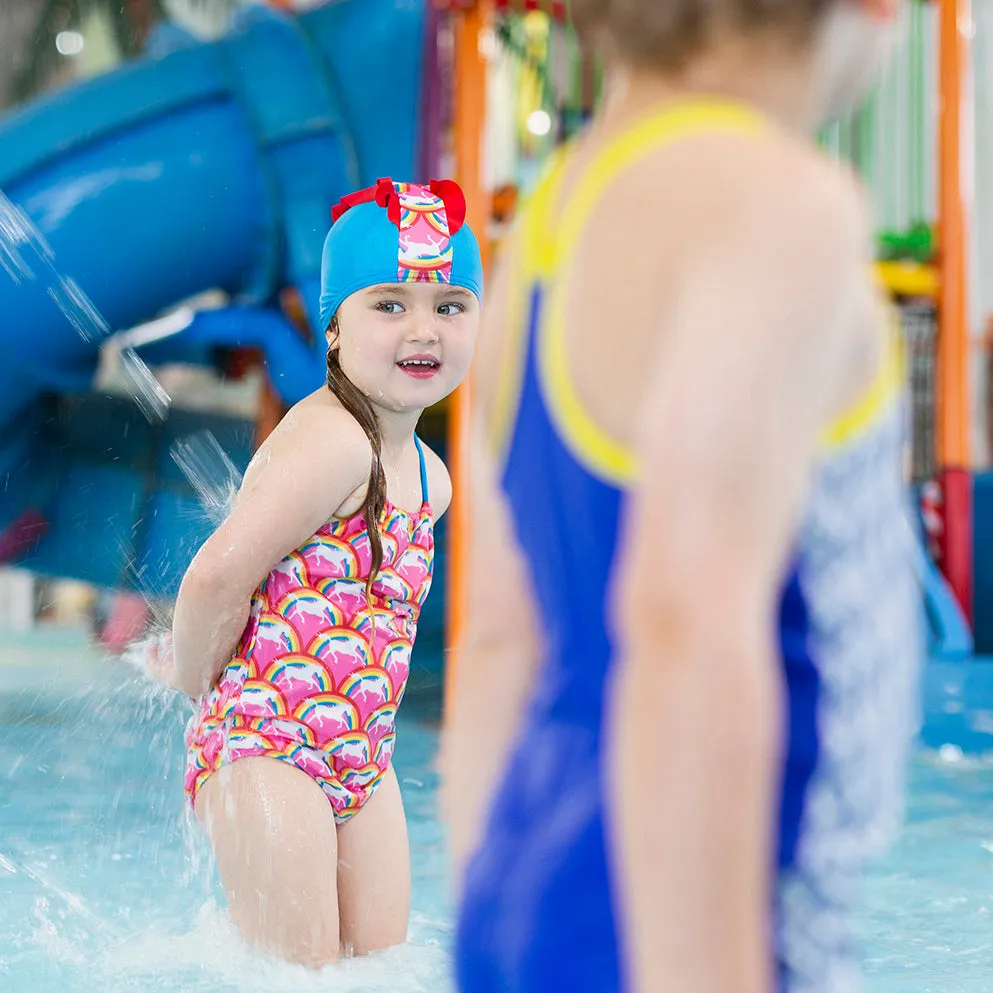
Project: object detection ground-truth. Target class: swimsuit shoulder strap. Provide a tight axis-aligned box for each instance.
[528,98,769,485]
[414,434,429,505]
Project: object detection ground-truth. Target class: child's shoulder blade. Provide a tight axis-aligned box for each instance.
[250,398,371,494]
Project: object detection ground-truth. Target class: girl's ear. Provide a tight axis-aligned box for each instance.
[326,317,340,349]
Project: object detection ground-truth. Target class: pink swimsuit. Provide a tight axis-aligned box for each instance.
[184,437,434,823]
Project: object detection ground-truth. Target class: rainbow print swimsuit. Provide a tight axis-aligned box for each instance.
[456,102,922,992]
[184,437,433,823]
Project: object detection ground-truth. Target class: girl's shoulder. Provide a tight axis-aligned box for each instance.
[245,394,370,494]
[278,390,369,450]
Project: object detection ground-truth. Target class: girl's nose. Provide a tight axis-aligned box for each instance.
[409,317,440,344]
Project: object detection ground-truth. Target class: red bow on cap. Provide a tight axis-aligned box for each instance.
[331,177,468,235]
[428,179,467,235]
[331,177,398,223]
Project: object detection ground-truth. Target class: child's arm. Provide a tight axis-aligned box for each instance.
[440,236,542,879]
[170,405,371,698]
[442,420,541,877]
[607,158,875,993]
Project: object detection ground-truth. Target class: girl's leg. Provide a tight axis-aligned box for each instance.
[336,764,411,955]
[195,756,340,967]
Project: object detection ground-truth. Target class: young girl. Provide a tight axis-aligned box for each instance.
[161,178,482,967]
[446,2,918,992]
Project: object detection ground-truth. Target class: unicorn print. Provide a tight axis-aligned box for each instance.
[185,447,435,824]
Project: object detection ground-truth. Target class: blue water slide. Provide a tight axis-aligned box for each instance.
[919,541,973,663]
[0,0,427,596]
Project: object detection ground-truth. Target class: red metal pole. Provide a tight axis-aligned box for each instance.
[937,0,974,622]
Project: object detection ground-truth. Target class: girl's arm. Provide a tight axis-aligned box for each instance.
[607,163,874,993]
[170,405,371,698]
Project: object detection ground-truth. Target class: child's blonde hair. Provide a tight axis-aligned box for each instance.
[571,0,837,70]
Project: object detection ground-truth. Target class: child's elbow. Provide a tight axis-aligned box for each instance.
[179,540,245,603]
[171,667,208,700]
[176,561,214,614]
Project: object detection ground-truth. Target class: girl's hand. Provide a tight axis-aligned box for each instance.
[137,632,176,687]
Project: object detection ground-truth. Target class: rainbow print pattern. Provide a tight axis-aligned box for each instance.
[395,183,454,284]
[185,492,433,823]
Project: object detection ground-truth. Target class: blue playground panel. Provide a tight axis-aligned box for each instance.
[972,472,993,655]
[920,470,993,753]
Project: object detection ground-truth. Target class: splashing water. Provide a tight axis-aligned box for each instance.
[0,185,242,518]
[47,275,111,344]
[170,431,242,527]
[0,648,455,993]
[1,190,105,344]
[0,189,46,282]
[116,345,173,423]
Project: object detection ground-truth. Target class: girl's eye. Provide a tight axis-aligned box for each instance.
[377,300,404,315]
[438,302,465,317]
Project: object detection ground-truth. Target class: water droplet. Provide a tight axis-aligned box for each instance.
[0,190,37,283]
[117,347,171,423]
[1,183,239,567]
[170,431,242,526]
[938,743,964,763]
[48,275,109,344]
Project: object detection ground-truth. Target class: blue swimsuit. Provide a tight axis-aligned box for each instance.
[456,101,922,993]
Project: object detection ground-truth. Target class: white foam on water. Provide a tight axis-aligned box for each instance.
[922,745,993,771]
[0,650,456,993]
[30,897,89,968]
[95,901,453,993]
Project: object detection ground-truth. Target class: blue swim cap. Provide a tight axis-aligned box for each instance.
[318,178,484,331]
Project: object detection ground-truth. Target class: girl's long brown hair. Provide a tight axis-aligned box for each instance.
[326,318,387,607]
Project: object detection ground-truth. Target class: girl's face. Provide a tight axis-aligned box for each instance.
[330,282,481,414]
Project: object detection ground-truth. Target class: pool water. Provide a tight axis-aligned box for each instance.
[2,634,992,992]
[0,636,454,993]
[859,752,993,991]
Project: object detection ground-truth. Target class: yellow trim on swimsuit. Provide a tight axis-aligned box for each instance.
[820,306,905,450]
[538,100,766,485]
[551,101,767,270]
[492,97,902,483]
[539,283,640,484]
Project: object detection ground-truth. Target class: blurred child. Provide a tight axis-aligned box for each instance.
[160,178,482,967]
[445,2,919,992]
